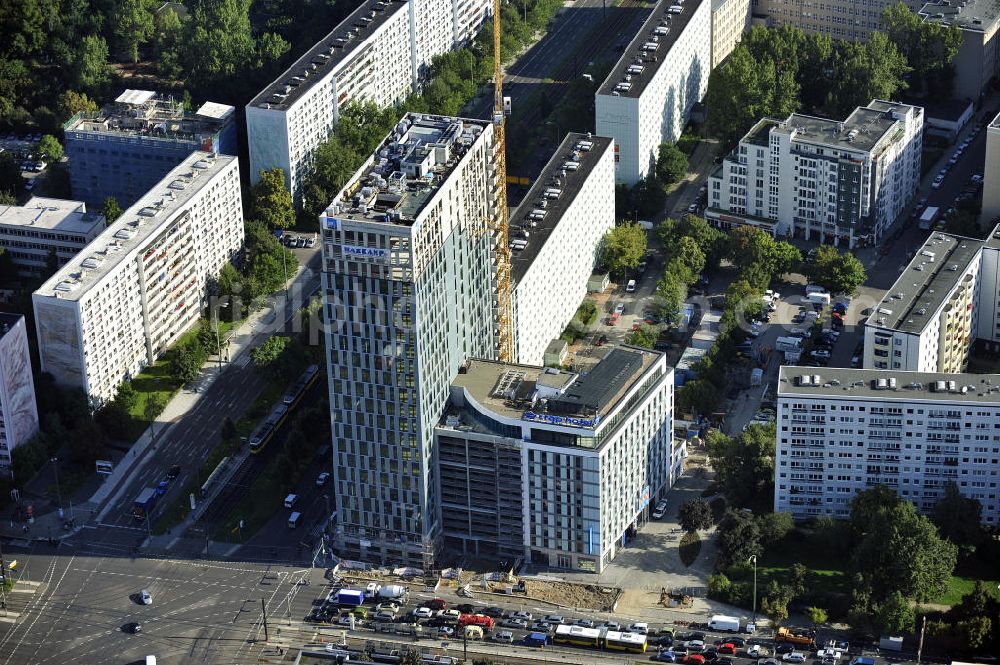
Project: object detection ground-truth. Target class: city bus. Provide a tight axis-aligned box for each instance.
[604,630,647,653]
[553,624,601,648]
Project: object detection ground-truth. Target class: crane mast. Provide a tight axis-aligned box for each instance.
[492,0,514,363]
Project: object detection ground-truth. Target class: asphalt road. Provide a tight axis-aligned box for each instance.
[0,546,312,665]
[68,247,323,559]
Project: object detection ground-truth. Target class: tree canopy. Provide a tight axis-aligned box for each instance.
[705,25,909,149]
[882,2,962,97]
[724,226,801,289]
[804,245,867,294]
[600,222,647,278]
[678,498,715,532]
[249,168,295,230]
[707,424,776,513]
[655,142,689,186]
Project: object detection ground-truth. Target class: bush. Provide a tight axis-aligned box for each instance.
[708,573,732,599]
[679,531,702,567]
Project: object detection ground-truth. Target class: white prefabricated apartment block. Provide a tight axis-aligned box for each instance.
[595,0,711,185]
[863,226,1000,373]
[437,348,679,572]
[32,152,244,406]
[707,100,923,249]
[710,0,751,68]
[246,0,491,204]
[775,366,1000,525]
[510,133,615,366]
[0,197,104,278]
[0,313,39,472]
[319,114,499,566]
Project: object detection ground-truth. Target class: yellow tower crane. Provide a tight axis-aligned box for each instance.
[492,0,514,363]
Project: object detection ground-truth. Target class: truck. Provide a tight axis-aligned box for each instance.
[775,336,803,352]
[776,627,816,648]
[708,615,741,632]
[132,487,159,520]
[918,206,940,230]
[378,585,408,600]
[336,589,365,606]
[806,292,831,306]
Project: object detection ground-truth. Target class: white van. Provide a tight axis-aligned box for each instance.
[146,657,157,665]
[288,511,301,528]
[283,493,298,509]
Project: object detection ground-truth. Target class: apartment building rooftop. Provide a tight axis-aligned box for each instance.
[866,231,982,334]
[984,223,1000,250]
[34,152,234,302]
[773,105,903,154]
[0,197,104,234]
[249,0,408,110]
[64,90,234,141]
[598,0,707,99]
[509,133,613,284]
[919,0,1000,32]
[324,114,491,227]
[452,347,660,430]
[778,366,1000,402]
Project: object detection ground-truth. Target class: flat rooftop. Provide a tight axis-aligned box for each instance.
[249,0,408,110]
[597,0,707,99]
[0,197,103,235]
[777,366,1000,403]
[865,231,983,334]
[324,114,491,227]
[64,90,233,140]
[771,101,914,154]
[983,223,1000,250]
[919,0,1000,31]
[744,119,778,147]
[34,152,234,302]
[509,133,613,284]
[451,347,661,428]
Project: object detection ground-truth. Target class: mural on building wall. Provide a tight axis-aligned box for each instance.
[0,320,39,446]
[34,302,83,388]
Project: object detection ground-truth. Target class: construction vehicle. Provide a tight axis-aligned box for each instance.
[775,627,817,648]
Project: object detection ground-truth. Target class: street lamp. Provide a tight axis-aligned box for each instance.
[50,458,61,510]
[748,555,758,626]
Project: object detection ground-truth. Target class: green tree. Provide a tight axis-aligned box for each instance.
[102,197,123,224]
[249,168,295,229]
[876,591,915,634]
[75,34,112,92]
[600,222,647,278]
[804,246,866,294]
[850,489,958,603]
[676,379,720,416]
[112,0,155,62]
[678,498,715,532]
[882,2,962,97]
[757,511,793,544]
[0,152,24,198]
[724,226,800,287]
[626,324,658,348]
[114,380,139,412]
[57,90,98,120]
[251,335,291,371]
[932,481,984,547]
[957,616,993,652]
[654,274,686,325]
[762,593,790,627]
[666,236,706,286]
[655,142,689,186]
[715,509,762,570]
[143,392,168,423]
[806,606,828,627]
[33,135,63,163]
[168,338,207,384]
[707,424,776,512]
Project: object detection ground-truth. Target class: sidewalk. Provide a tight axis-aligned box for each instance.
[2,262,317,542]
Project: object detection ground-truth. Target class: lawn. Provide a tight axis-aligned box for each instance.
[127,358,183,440]
[936,557,1000,606]
[729,535,851,598]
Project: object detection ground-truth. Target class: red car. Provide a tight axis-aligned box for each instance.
[684,655,706,665]
[719,643,737,655]
[427,598,448,611]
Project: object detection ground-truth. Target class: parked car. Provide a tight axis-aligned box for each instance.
[512,611,533,621]
[413,607,433,618]
[685,640,706,652]
[501,617,528,629]
[684,655,706,665]
[122,622,142,634]
[626,279,637,293]
[139,589,153,605]
[455,604,475,614]
[316,472,330,486]
[680,632,706,642]
[494,631,514,643]
[782,652,806,663]
[437,626,455,637]
[427,598,448,610]
[482,607,505,618]
[543,615,565,625]
[530,621,553,633]
[575,618,595,628]
[774,644,795,654]
[654,651,678,662]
